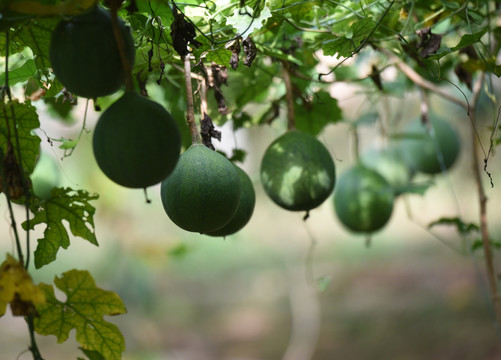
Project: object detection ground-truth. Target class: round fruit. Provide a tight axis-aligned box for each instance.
[260,131,335,212]
[160,145,241,234]
[49,6,135,98]
[93,91,181,188]
[400,116,461,175]
[334,165,394,233]
[30,151,60,199]
[360,146,413,195]
[207,166,255,237]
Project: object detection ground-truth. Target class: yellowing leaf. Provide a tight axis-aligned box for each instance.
[0,254,46,317]
[35,270,127,360]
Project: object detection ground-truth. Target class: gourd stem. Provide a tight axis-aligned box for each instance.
[469,74,501,329]
[282,61,296,131]
[109,1,134,92]
[183,55,201,144]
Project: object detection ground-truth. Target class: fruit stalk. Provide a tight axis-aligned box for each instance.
[109,0,134,92]
[282,61,296,131]
[183,55,201,144]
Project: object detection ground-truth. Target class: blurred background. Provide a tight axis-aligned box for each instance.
[1,75,501,360]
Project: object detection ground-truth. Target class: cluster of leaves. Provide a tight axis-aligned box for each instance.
[0,0,500,359]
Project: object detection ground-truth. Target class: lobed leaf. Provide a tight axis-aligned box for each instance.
[35,270,126,360]
[22,187,99,269]
[0,100,41,175]
[294,91,343,136]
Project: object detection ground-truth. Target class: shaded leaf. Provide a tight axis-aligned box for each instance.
[471,239,501,252]
[428,27,488,60]
[428,217,479,235]
[9,0,98,16]
[226,5,272,37]
[79,347,106,360]
[35,270,126,360]
[0,254,46,317]
[294,91,342,136]
[206,48,232,67]
[15,17,58,78]
[22,187,99,269]
[0,58,37,86]
[0,100,41,175]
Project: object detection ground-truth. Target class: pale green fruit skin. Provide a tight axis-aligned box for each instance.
[30,152,60,199]
[260,131,336,212]
[161,145,241,234]
[334,165,394,233]
[92,92,181,189]
[400,116,461,175]
[207,166,255,237]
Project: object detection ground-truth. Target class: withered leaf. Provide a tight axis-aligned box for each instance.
[243,36,257,67]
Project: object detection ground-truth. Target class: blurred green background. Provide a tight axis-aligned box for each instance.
[2,82,501,360]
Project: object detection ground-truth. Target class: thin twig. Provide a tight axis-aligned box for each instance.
[469,74,501,328]
[381,48,468,110]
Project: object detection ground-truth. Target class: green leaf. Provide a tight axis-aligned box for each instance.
[321,36,354,59]
[206,48,232,67]
[35,270,126,360]
[270,0,318,21]
[428,217,480,235]
[167,243,190,259]
[0,58,37,86]
[79,347,106,360]
[22,187,99,269]
[226,5,272,36]
[58,139,78,150]
[294,91,342,135]
[450,28,488,52]
[428,27,488,60]
[15,17,58,78]
[257,43,303,65]
[0,100,41,174]
[321,17,374,59]
[471,239,501,252]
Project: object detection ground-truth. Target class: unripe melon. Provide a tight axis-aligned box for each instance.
[49,6,135,98]
[93,92,181,188]
[334,165,394,233]
[260,131,335,212]
[207,166,255,237]
[160,145,241,234]
[400,116,461,175]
